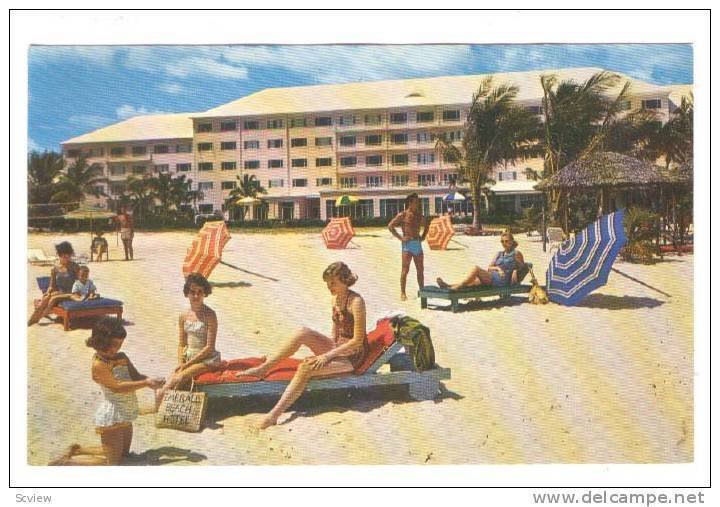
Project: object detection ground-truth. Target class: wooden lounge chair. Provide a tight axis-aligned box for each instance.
[194,319,451,402]
[27,248,57,266]
[35,277,123,331]
[418,263,534,313]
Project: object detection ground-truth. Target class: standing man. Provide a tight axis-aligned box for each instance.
[115,205,135,261]
[388,193,429,301]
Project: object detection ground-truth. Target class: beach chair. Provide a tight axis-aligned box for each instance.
[35,277,123,331]
[27,249,57,266]
[418,263,534,313]
[194,319,452,402]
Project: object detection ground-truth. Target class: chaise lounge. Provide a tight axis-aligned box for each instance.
[194,318,451,402]
[35,277,123,331]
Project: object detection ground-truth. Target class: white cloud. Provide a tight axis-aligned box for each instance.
[159,82,184,95]
[30,45,118,67]
[116,104,167,120]
[123,47,248,80]
[67,114,114,128]
[165,57,248,79]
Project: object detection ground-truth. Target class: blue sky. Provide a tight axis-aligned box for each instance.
[28,44,693,152]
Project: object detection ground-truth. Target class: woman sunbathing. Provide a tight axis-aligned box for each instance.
[239,261,368,429]
[436,232,525,289]
[28,241,80,326]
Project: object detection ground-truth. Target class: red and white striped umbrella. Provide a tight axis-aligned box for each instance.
[321,217,354,249]
[182,221,231,278]
[426,216,454,250]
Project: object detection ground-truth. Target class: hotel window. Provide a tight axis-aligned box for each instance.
[391,174,409,187]
[268,159,284,168]
[442,109,461,121]
[196,123,213,133]
[267,119,284,129]
[443,130,464,142]
[340,156,357,167]
[132,146,147,156]
[110,147,126,157]
[290,117,307,128]
[315,116,332,126]
[391,133,408,144]
[366,155,383,166]
[110,182,127,195]
[93,185,105,195]
[642,99,662,110]
[176,144,192,153]
[198,182,214,191]
[220,120,237,132]
[365,134,383,145]
[416,111,434,123]
[390,112,407,124]
[316,177,332,186]
[153,144,169,154]
[316,157,333,167]
[267,139,283,149]
[198,162,213,171]
[525,105,543,115]
[109,165,126,176]
[619,100,632,111]
[67,149,80,158]
[365,113,383,125]
[198,204,214,214]
[176,163,191,172]
[221,181,236,190]
[315,137,332,146]
[417,153,435,165]
[340,136,356,147]
[440,173,458,186]
[416,132,432,144]
[292,178,308,187]
[291,158,308,168]
[243,140,259,149]
[89,164,105,177]
[221,161,237,171]
[244,120,260,130]
[132,165,146,175]
[338,114,358,126]
[340,177,357,188]
[443,152,459,163]
[418,174,436,186]
[268,179,284,188]
[391,154,409,166]
[498,171,517,181]
[197,142,213,152]
[244,160,260,170]
[220,141,237,151]
[154,164,169,173]
[291,138,307,147]
[366,176,383,187]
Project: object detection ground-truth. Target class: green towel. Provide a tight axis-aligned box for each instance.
[390,316,436,372]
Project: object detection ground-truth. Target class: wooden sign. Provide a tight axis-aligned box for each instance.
[155,389,207,432]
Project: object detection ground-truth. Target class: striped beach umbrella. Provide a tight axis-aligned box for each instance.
[322,217,354,249]
[182,221,231,278]
[426,216,454,250]
[443,192,466,201]
[546,210,627,306]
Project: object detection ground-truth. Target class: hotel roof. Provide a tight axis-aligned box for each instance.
[62,112,194,145]
[193,67,686,118]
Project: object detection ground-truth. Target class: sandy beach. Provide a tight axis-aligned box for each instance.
[26,228,693,465]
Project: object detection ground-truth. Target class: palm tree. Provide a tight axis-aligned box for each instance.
[224,173,267,221]
[27,150,65,206]
[50,154,107,204]
[640,94,693,168]
[434,78,542,230]
[123,175,156,223]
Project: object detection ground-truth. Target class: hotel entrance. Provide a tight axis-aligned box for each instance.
[279,201,295,221]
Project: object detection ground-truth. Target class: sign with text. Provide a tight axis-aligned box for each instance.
[155,389,207,432]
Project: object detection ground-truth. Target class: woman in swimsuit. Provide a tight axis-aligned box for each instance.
[239,262,368,429]
[28,241,79,326]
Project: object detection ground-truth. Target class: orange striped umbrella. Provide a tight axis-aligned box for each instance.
[321,217,354,249]
[426,216,454,250]
[182,221,231,278]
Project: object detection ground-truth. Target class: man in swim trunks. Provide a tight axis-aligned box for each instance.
[388,193,429,301]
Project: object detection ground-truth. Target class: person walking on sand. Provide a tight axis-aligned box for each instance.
[114,205,135,261]
[388,193,429,301]
[238,262,368,429]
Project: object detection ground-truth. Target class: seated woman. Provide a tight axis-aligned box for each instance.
[436,232,525,289]
[28,241,80,326]
[156,273,221,406]
[239,261,368,429]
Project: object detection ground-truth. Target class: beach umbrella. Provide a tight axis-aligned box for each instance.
[546,209,627,306]
[182,220,231,278]
[63,205,116,241]
[335,195,359,207]
[235,196,261,205]
[443,192,466,202]
[426,216,454,250]
[322,217,354,249]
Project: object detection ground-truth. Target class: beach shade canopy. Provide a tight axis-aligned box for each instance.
[443,192,466,201]
[322,217,354,249]
[546,209,627,306]
[335,195,359,207]
[63,205,117,239]
[426,216,454,250]
[182,221,231,278]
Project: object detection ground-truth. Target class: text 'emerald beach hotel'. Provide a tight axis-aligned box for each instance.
[61,67,691,221]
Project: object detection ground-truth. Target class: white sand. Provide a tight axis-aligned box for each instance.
[27,229,693,465]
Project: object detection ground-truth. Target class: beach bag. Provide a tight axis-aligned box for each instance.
[390,316,435,372]
[155,386,207,432]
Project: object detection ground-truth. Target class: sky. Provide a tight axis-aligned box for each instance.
[28,44,693,152]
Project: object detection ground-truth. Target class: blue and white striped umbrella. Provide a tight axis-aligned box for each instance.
[547,209,627,306]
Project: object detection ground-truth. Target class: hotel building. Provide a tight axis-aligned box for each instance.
[61,68,691,221]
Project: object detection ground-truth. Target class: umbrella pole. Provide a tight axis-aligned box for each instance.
[449,238,468,248]
[218,260,279,282]
[610,267,672,298]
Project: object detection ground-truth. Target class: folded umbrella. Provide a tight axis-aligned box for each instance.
[182,221,231,278]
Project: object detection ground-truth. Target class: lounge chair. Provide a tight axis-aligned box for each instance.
[27,249,57,266]
[194,318,452,402]
[418,263,534,313]
[35,277,123,331]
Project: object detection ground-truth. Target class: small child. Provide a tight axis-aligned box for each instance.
[49,317,164,465]
[91,230,108,262]
[72,266,99,301]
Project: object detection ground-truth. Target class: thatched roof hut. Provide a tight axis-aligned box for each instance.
[669,159,693,185]
[535,152,672,190]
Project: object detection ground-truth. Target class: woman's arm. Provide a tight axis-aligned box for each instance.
[510,251,525,285]
[48,267,58,293]
[92,360,151,393]
[177,314,187,366]
[183,309,217,367]
[323,297,366,362]
[420,215,430,241]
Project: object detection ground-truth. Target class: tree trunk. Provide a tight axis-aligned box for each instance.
[472,188,482,230]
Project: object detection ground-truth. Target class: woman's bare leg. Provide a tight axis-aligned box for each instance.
[437,266,491,289]
[51,426,125,465]
[156,363,212,408]
[28,293,52,326]
[242,327,334,378]
[122,425,133,456]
